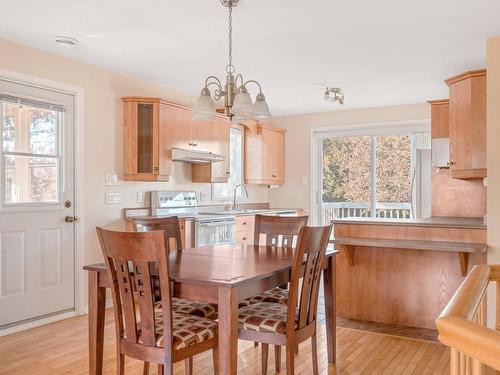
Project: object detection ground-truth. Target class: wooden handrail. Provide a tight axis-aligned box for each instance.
[436,265,500,372]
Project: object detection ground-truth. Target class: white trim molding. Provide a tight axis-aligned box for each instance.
[0,69,86,319]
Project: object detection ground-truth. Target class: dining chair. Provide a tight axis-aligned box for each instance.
[243,214,309,306]
[237,224,333,375]
[132,217,218,320]
[96,227,219,375]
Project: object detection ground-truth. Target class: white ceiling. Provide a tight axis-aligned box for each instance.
[1,0,500,115]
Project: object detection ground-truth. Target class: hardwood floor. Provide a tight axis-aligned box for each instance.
[0,310,450,374]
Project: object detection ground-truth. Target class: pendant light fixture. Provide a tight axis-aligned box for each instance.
[192,0,271,121]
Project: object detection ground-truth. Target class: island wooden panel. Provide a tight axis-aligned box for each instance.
[335,245,486,330]
[333,221,487,330]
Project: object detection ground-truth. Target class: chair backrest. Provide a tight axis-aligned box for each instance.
[253,215,309,247]
[286,225,333,331]
[96,227,174,351]
[132,216,183,251]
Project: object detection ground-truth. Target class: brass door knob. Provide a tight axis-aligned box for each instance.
[65,216,79,223]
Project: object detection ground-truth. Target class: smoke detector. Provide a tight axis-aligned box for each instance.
[54,36,79,48]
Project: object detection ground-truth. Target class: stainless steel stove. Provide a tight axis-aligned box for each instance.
[151,191,236,246]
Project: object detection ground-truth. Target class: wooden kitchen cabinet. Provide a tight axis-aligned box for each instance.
[445,69,487,179]
[192,117,231,183]
[123,97,169,181]
[244,123,286,185]
[235,215,255,245]
[123,97,230,182]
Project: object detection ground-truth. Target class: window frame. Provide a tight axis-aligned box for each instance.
[310,120,431,225]
[1,99,64,209]
[211,124,245,201]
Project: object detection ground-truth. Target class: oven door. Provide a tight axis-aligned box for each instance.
[195,218,236,247]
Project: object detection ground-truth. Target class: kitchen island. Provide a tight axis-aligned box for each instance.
[332,217,487,329]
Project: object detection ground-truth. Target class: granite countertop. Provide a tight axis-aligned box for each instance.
[124,208,303,221]
[332,216,487,229]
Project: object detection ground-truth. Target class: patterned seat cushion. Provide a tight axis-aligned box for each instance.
[139,311,218,350]
[241,287,289,307]
[155,298,218,319]
[238,302,296,334]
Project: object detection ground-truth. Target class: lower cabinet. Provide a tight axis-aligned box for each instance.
[235,215,255,245]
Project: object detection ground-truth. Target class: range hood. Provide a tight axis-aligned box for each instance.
[171,147,225,164]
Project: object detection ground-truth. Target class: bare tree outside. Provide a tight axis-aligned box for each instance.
[321,134,413,222]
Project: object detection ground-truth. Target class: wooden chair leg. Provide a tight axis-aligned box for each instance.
[254,341,259,347]
[286,344,295,375]
[184,358,193,375]
[117,353,125,375]
[157,364,164,375]
[275,345,281,373]
[143,361,150,375]
[262,343,269,375]
[213,347,220,375]
[311,333,319,375]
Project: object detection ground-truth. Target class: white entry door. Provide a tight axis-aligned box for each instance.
[0,79,76,328]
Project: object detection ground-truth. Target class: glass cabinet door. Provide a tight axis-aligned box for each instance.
[137,103,155,174]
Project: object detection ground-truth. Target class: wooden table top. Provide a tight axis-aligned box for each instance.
[84,243,339,288]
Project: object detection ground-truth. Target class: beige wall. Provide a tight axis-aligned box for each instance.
[268,103,430,217]
[487,36,500,324]
[0,38,269,266]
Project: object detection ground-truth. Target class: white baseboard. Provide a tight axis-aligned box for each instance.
[0,311,77,337]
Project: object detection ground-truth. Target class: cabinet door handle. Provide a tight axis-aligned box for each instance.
[242,237,247,241]
[272,174,277,178]
[226,171,230,175]
[193,143,198,147]
[242,222,246,225]
[153,166,158,172]
[448,161,456,166]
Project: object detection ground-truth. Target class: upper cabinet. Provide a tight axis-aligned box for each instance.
[192,117,231,183]
[122,97,230,183]
[445,69,487,179]
[123,97,169,181]
[244,123,286,185]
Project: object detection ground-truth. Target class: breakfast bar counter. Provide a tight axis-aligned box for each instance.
[332,217,487,330]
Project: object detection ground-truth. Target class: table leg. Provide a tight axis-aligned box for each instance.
[323,256,337,364]
[217,286,238,375]
[88,270,106,375]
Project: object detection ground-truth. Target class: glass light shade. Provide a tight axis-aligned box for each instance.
[192,88,216,120]
[252,93,271,119]
[231,91,253,118]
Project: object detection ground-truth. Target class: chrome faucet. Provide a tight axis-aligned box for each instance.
[232,184,249,210]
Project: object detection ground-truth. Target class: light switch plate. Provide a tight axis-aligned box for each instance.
[137,191,144,204]
[105,192,121,204]
[105,173,118,186]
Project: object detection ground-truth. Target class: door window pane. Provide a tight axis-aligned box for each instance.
[5,155,59,204]
[321,136,371,223]
[375,135,412,219]
[2,103,58,155]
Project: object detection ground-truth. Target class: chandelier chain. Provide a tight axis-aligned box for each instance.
[226,1,235,74]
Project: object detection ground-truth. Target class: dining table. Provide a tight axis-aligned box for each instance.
[84,243,339,375]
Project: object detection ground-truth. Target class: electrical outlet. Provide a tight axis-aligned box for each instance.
[137,191,144,204]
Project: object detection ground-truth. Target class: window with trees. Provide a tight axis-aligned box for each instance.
[319,130,430,224]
